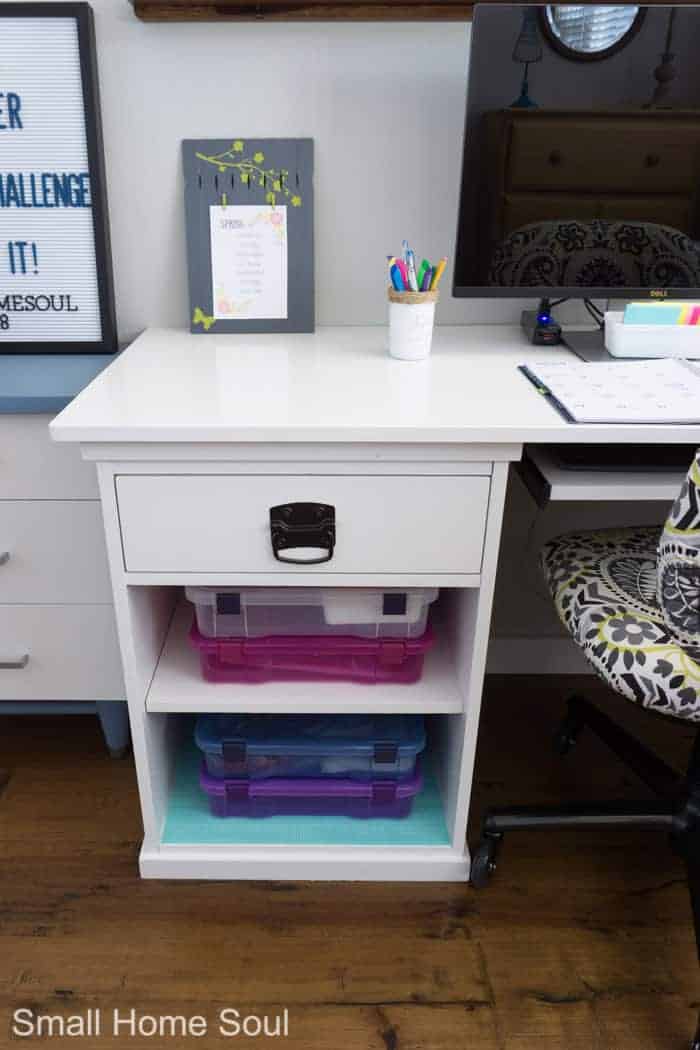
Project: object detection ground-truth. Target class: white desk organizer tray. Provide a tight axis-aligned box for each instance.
[605,310,700,359]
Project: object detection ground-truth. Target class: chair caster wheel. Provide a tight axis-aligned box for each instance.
[553,719,582,756]
[470,836,501,889]
[108,746,130,760]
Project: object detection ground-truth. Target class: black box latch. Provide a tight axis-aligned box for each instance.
[383,593,407,616]
[374,743,399,765]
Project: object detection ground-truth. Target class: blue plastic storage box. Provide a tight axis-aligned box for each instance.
[195,713,426,781]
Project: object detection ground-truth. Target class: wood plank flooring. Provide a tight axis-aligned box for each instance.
[1,677,697,1049]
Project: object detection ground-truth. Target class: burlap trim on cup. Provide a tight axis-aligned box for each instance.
[387,288,439,305]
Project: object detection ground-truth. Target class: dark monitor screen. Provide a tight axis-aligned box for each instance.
[453,4,700,299]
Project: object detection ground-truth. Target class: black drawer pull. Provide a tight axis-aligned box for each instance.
[270,502,336,564]
[548,149,562,167]
[645,153,660,168]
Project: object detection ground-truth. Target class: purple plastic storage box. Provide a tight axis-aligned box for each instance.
[189,623,434,684]
[200,760,424,819]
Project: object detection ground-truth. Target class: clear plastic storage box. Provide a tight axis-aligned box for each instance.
[189,623,434,684]
[185,586,438,639]
[199,761,424,819]
[195,713,426,780]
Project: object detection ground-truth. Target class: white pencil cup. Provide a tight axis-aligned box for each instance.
[388,289,439,361]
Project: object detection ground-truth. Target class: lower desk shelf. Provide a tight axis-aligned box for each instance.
[142,740,464,882]
[164,742,449,848]
[146,602,464,715]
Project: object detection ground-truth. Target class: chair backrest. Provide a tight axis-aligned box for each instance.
[489,219,700,288]
[658,451,700,651]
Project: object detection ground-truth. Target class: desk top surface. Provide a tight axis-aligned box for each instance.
[50,326,700,446]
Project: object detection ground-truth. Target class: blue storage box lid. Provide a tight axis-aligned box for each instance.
[195,713,426,759]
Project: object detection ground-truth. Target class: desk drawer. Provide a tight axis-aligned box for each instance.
[0,605,124,701]
[0,501,111,603]
[0,416,98,498]
[116,474,491,575]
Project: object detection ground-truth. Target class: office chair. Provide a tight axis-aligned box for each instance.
[472,450,700,1049]
[488,219,700,288]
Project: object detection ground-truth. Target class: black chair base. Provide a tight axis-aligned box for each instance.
[472,695,700,1046]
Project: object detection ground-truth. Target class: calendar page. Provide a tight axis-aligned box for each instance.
[523,358,700,424]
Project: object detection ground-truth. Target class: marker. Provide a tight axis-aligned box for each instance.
[430,257,447,291]
[406,249,419,291]
[420,266,433,292]
[416,258,431,290]
[395,258,409,288]
[390,263,406,292]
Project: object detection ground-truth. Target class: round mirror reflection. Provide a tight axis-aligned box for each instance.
[541,5,646,61]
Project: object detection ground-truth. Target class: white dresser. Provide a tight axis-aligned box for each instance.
[0,342,127,755]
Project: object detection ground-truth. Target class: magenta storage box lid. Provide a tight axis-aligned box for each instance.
[189,624,433,661]
[200,760,424,801]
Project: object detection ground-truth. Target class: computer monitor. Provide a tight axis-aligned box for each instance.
[453,4,700,354]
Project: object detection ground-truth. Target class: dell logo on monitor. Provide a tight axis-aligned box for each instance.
[650,289,669,298]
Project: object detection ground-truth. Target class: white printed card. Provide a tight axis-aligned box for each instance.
[209,204,288,321]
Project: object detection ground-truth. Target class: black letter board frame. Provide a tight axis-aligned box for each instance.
[0,2,117,355]
[183,138,314,334]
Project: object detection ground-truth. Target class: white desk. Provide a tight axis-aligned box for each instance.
[50,326,700,882]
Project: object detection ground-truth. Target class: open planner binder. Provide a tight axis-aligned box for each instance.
[520,359,700,425]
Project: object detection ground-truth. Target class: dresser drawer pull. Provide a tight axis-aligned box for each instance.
[270,502,336,565]
[0,653,29,669]
[645,153,661,168]
[0,552,9,566]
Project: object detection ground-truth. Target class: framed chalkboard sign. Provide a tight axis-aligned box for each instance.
[183,138,314,334]
[0,3,117,354]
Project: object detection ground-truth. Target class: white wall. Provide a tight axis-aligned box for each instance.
[90,3,534,339]
[89,2,668,667]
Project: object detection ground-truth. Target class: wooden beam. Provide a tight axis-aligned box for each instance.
[132,0,691,21]
[132,0,474,20]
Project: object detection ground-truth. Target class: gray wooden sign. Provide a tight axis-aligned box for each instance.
[182,138,314,334]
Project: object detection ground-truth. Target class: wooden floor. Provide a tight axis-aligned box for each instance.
[1,677,697,1049]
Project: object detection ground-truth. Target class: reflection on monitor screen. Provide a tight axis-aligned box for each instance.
[453,4,700,298]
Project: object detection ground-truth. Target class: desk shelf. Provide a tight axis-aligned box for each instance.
[146,603,465,715]
[140,739,461,881]
[522,447,684,504]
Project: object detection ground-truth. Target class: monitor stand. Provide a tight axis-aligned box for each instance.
[561,327,612,362]
[522,298,613,362]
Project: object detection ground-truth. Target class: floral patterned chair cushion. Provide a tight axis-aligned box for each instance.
[489,219,700,289]
[658,452,700,651]
[542,508,700,723]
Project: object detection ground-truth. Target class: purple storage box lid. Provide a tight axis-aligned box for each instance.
[200,759,424,800]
